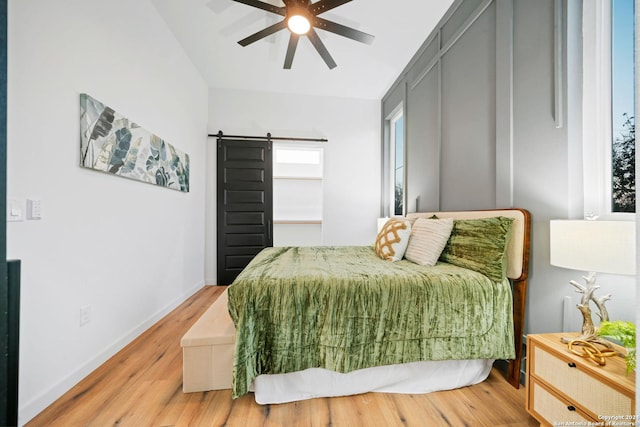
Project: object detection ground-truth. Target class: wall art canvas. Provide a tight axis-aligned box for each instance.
[80,93,190,192]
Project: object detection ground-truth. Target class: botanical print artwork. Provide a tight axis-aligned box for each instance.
[80,93,190,192]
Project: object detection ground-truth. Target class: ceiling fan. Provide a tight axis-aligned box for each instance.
[231,0,374,69]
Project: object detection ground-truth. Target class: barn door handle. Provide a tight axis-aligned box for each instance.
[268,220,272,243]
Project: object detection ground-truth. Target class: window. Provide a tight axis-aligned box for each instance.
[582,0,635,218]
[389,108,405,216]
[275,148,322,168]
[610,0,635,213]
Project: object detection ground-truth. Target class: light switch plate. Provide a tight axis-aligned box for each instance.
[27,198,42,220]
[7,199,24,222]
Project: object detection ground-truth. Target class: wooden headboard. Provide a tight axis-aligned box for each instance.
[406,208,531,389]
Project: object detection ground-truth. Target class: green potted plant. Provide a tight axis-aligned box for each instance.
[598,320,636,375]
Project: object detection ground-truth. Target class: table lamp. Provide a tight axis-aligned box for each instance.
[550,219,636,348]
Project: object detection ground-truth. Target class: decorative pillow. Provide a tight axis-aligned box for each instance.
[439,216,514,282]
[374,218,412,261]
[405,217,454,266]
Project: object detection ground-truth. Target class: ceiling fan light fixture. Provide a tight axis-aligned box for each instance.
[232,0,375,69]
[287,14,311,35]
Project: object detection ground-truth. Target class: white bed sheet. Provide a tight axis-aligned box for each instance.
[251,359,494,404]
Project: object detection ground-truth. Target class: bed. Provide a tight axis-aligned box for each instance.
[227,209,531,403]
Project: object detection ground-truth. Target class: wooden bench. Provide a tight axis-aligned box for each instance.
[181,288,235,392]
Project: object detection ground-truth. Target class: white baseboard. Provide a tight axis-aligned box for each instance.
[18,280,205,426]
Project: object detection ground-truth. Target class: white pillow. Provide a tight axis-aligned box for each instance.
[405,217,454,266]
[374,218,412,261]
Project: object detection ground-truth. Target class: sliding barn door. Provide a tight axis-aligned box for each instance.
[217,139,273,285]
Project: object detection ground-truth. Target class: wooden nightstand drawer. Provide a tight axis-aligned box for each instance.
[529,378,594,425]
[533,345,633,416]
[526,333,635,426]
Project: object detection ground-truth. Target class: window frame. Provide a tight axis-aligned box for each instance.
[273,142,324,178]
[387,105,405,217]
[582,0,635,220]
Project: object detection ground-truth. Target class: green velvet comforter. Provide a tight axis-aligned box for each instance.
[227,246,515,398]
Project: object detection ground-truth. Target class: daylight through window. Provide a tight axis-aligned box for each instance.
[389,109,405,216]
[610,0,635,213]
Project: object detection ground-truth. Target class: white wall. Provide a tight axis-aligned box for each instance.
[7,0,208,424]
[206,88,380,283]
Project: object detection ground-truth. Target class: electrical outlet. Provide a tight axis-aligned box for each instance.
[80,305,92,326]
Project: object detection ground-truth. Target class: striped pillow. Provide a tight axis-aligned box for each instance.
[405,218,454,266]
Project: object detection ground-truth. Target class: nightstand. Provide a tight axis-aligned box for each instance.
[526,333,635,425]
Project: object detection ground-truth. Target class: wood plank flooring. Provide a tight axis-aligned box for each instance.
[26,285,538,427]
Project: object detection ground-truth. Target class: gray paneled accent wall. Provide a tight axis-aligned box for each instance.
[380,0,628,337]
[407,63,439,212]
[382,0,511,213]
[440,2,497,210]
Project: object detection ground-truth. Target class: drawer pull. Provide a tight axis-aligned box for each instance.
[567,362,576,368]
[567,406,576,411]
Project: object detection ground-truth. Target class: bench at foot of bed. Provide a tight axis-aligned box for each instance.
[181,288,235,392]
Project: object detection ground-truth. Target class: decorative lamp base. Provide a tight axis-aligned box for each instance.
[559,272,624,364]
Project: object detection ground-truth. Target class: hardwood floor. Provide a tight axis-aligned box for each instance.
[26,285,538,427]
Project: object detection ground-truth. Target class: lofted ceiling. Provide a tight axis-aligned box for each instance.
[152,0,453,100]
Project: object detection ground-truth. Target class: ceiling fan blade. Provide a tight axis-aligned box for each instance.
[313,17,375,45]
[231,0,286,16]
[307,28,337,69]
[238,20,287,46]
[310,0,353,15]
[283,34,300,69]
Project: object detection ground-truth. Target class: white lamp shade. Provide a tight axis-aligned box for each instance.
[550,220,636,275]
